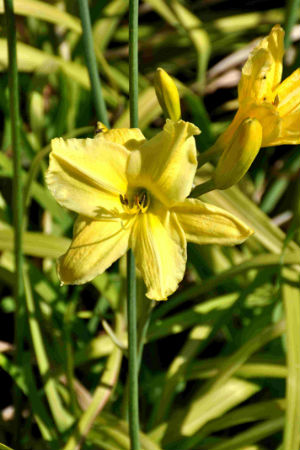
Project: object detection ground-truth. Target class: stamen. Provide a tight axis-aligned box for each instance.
[120,194,129,206]
[273,94,279,107]
[120,190,150,214]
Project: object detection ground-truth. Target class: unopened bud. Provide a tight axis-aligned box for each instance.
[214,118,262,190]
[154,68,181,121]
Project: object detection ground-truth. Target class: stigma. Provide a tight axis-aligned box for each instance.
[120,189,150,214]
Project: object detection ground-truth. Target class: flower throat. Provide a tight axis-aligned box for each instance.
[120,189,150,214]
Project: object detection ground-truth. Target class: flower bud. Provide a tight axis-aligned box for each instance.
[214,117,262,190]
[154,68,181,121]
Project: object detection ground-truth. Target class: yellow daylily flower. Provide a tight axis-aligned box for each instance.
[46,120,253,301]
[214,25,300,154]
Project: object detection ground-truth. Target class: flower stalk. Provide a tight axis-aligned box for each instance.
[190,179,216,198]
[128,0,140,449]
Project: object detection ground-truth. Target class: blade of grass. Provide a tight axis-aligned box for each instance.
[0,228,70,258]
[151,325,211,427]
[189,358,287,380]
[0,443,15,450]
[164,378,260,444]
[63,312,123,450]
[0,39,118,106]
[184,399,285,449]
[77,0,108,126]
[282,268,300,450]
[0,0,81,32]
[169,0,210,84]
[210,417,284,450]
[4,1,24,445]
[199,320,286,396]
[152,251,300,321]
[93,0,129,52]
[23,266,74,431]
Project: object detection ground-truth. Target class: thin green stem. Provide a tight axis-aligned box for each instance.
[284,0,300,48]
[77,0,109,126]
[4,1,24,446]
[190,179,216,198]
[129,0,139,129]
[197,141,222,168]
[127,0,140,448]
[127,250,140,450]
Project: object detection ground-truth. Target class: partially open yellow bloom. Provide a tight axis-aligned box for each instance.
[46,120,253,301]
[215,25,300,153]
[214,118,262,189]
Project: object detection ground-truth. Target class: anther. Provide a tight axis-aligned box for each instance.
[273,95,279,107]
[120,194,129,206]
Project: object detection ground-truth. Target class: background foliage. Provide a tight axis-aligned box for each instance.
[0,0,300,449]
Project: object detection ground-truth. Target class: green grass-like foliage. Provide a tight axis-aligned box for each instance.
[0,1,300,449]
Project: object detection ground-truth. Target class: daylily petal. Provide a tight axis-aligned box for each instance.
[214,100,281,150]
[260,24,284,90]
[238,48,274,102]
[98,127,146,149]
[127,119,200,206]
[238,25,284,103]
[172,198,253,245]
[275,68,300,117]
[58,215,134,285]
[245,101,281,146]
[272,107,300,145]
[46,137,130,218]
[131,211,186,300]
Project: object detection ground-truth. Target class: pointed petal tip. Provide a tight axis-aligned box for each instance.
[164,118,201,137]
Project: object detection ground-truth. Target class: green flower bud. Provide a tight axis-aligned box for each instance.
[214,118,262,190]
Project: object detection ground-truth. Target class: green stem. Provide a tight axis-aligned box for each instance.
[197,141,222,168]
[127,0,140,448]
[190,179,216,198]
[284,0,300,48]
[4,0,24,445]
[129,0,139,129]
[127,250,140,449]
[77,0,109,126]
